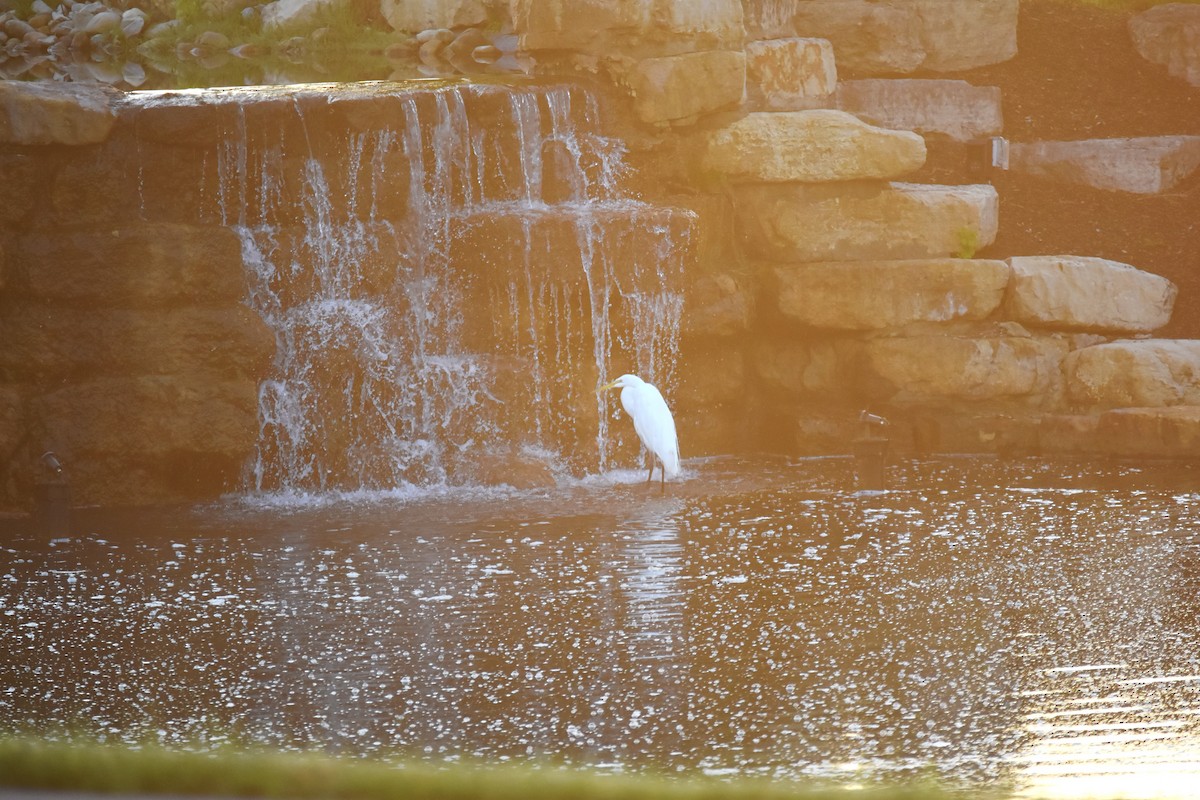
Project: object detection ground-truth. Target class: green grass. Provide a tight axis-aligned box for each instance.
[0,737,965,800]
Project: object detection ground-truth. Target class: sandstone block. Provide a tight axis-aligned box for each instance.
[0,81,119,146]
[35,374,260,459]
[1010,136,1200,194]
[774,258,1009,330]
[743,0,800,39]
[683,272,754,338]
[1003,256,1176,334]
[381,0,488,32]
[0,305,275,381]
[791,0,1018,74]
[7,225,247,307]
[754,338,848,398]
[699,110,925,182]
[861,332,1068,405]
[836,79,1003,143]
[626,50,746,125]
[677,340,746,408]
[31,374,260,505]
[745,38,837,111]
[1065,340,1200,408]
[512,0,744,53]
[1130,3,1200,88]
[735,182,998,262]
[1095,407,1200,458]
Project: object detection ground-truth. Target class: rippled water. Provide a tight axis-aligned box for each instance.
[4,456,1200,798]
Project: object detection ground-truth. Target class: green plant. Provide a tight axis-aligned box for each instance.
[953,226,979,259]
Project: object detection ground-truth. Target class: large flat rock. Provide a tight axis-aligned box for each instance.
[744,38,837,111]
[836,79,1003,143]
[0,81,119,146]
[735,182,998,262]
[1010,136,1200,194]
[791,0,1018,74]
[626,50,746,125]
[773,258,1009,330]
[861,330,1068,405]
[699,110,925,182]
[1002,255,1176,334]
[1065,339,1200,408]
[1130,3,1200,87]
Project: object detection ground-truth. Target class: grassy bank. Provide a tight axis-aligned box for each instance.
[0,737,962,800]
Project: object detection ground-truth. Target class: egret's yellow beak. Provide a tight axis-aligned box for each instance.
[598,379,620,393]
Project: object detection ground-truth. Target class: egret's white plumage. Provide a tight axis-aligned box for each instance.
[600,373,680,486]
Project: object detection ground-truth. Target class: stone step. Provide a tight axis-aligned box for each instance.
[1003,255,1176,335]
[857,331,1067,405]
[753,325,1068,406]
[697,109,925,182]
[744,37,837,111]
[1065,339,1200,408]
[835,79,1003,143]
[770,258,1009,330]
[735,181,998,262]
[1009,136,1200,194]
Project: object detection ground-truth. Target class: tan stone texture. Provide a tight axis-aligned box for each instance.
[700,110,926,182]
[774,259,1009,330]
[1066,340,1200,408]
[1003,256,1176,334]
[735,182,998,262]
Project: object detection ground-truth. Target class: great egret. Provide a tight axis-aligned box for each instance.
[599,373,680,488]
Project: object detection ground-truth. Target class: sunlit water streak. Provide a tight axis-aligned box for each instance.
[3,457,1200,797]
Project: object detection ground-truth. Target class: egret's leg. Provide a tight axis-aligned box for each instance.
[646,458,655,485]
[659,462,666,493]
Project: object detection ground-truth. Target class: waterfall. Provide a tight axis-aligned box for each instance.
[211,82,692,494]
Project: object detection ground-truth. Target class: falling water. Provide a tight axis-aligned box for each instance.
[210,82,692,494]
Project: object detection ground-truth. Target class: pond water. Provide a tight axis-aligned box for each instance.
[4,456,1200,798]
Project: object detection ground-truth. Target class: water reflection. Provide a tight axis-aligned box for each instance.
[3,457,1200,796]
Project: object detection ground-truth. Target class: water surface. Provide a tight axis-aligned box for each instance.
[3,456,1200,798]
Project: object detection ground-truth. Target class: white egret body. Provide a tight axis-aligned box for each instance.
[600,373,680,487]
